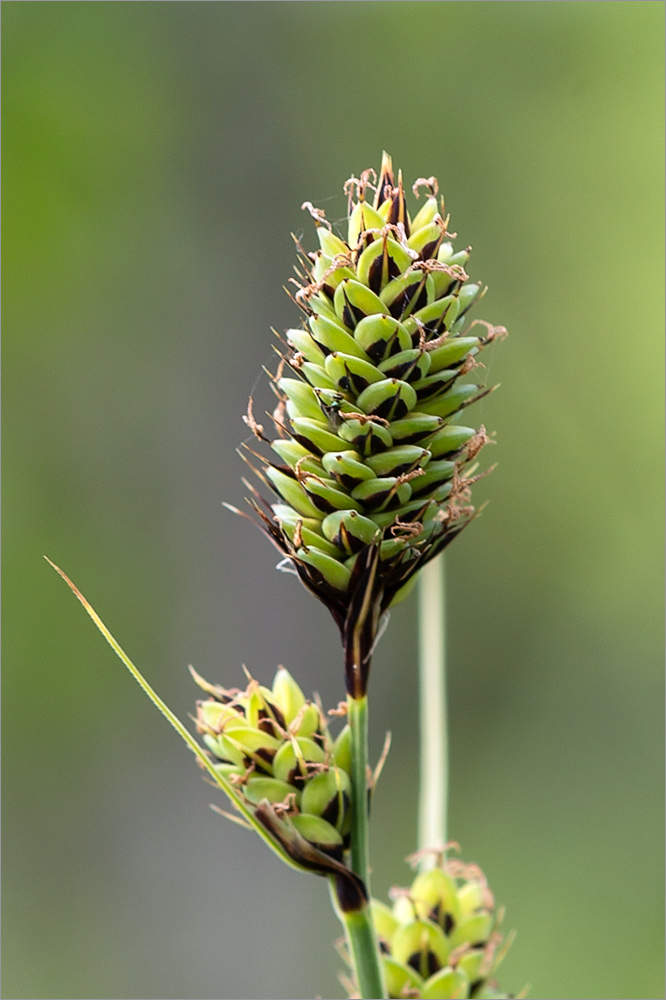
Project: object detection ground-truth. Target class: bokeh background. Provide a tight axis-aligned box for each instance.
[3,3,664,999]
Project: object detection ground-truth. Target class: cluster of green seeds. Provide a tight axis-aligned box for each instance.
[194,665,353,862]
[355,858,515,1000]
[245,152,505,620]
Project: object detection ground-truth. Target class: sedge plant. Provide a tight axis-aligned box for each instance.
[49,153,520,1000]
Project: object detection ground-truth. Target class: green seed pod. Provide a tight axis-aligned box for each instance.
[311,253,355,289]
[272,736,327,785]
[243,776,298,807]
[290,812,344,854]
[270,439,324,474]
[332,724,352,774]
[371,898,399,947]
[202,732,245,767]
[456,879,487,918]
[442,246,470,268]
[300,476,363,515]
[419,383,482,418]
[212,762,245,782]
[411,867,461,925]
[356,235,415,292]
[427,337,481,373]
[378,348,431,382]
[403,295,459,339]
[347,200,385,246]
[289,417,349,456]
[449,911,494,950]
[410,193,439,232]
[389,412,445,444]
[324,351,384,395]
[265,466,322,518]
[379,537,411,561]
[337,415,394,455]
[380,270,436,320]
[457,281,483,316]
[296,545,352,591]
[383,957,424,1000]
[457,948,485,983]
[321,509,380,554]
[409,459,456,497]
[223,724,283,760]
[271,666,306,726]
[281,521,342,559]
[245,685,283,733]
[365,444,430,478]
[412,369,460,404]
[355,378,418,421]
[353,313,412,362]
[437,241,455,264]
[301,767,351,831]
[286,327,326,365]
[351,476,413,511]
[241,155,504,686]
[306,289,341,322]
[391,920,451,977]
[317,227,349,258]
[334,278,387,328]
[309,314,368,360]
[421,967,468,1000]
[290,700,321,739]
[296,361,338,391]
[370,497,433,529]
[321,450,375,489]
[197,699,246,733]
[279,378,324,422]
[421,425,474,459]
[407,219,446,260]
[431,246,470,298]
[271,507,342,559]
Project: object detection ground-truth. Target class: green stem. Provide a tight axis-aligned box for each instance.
[344,693,387,998]
[347,693,371,888]
[329,879,386,1000]
[417,557,448,869]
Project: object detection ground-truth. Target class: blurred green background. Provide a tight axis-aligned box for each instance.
[3,3,664,998]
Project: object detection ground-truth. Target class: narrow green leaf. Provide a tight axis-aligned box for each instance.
[44,557,302,872]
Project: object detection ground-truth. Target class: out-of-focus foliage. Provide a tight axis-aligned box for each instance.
[3,3,663,999]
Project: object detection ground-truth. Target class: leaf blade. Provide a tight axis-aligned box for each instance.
[44,556,302,871]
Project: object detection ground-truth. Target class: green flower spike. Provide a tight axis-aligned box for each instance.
[192,665,356,870]
[345,847,521,1000]
[239,152,506,698]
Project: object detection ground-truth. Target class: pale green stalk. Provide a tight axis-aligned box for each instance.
[345,693,386,998]
[347,694,371,887]
[329,881,386,1000]
[417,557,448,870]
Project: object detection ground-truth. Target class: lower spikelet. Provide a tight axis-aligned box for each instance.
[344,849,519,1000]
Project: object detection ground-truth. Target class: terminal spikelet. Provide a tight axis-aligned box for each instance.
[241,153,506,692]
